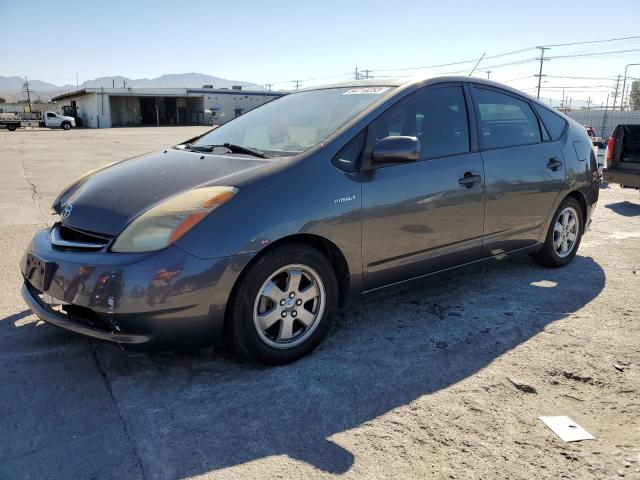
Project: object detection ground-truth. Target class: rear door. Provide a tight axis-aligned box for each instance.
[361,83,485,290]
[470,85,565,256]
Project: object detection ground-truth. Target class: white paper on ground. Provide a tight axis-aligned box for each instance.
[538,416,594,442]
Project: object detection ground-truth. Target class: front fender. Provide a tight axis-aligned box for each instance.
[175,154,364,282]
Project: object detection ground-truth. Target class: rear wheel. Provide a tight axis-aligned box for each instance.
[532,196,583,268]
[228,244,338,365]
[6,124,17,132]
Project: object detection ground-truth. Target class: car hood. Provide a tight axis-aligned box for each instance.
[54,148,271,236]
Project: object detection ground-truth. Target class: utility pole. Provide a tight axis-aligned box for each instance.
[620,63,640,110]
[361,69,372,79]
[354,67,360,80]
[535,46,550,99]
[23,76,32,111]
[486,70,491,80]
[561,89,565,109]
[612,74,621,111]
[292,80,301,91]
[264,83,273,92]
[601,93,610,138]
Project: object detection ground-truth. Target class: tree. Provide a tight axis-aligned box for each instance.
[0,97,5,103]
[630,80,640,111]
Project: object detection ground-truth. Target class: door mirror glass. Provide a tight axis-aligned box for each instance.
[371,136,421,165]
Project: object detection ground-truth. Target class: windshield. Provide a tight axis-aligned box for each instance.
[192,86,392,156]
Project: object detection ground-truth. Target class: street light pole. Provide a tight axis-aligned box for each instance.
[620,63,640,110]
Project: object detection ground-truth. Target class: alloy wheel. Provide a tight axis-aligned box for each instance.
[253,264,325,349]
[553,206,579,258]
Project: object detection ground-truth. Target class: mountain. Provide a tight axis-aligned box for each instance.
[0,73,263,103]
[84,73,260,90]
[0,76,74,92]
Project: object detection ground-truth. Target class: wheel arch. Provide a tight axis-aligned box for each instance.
[223,233,351,343]
[564,190,588,233]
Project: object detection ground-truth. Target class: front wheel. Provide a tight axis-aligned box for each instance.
[61,121,71,130]
[228,244,338,365]
[6,124,17,132]
[532,197,583,268]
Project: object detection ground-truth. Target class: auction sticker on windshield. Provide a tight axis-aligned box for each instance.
[342,87,390,95]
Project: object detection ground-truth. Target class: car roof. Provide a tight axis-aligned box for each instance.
[304,75,547,107]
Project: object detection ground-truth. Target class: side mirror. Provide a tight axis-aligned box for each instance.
[371,136,421,166]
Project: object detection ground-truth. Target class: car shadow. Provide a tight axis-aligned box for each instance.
[605,201,640,217]
[71,254,604,478]
[1,256,606,477]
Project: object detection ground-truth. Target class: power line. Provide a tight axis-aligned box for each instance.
[369,46,537,73]
[545,74,619,80]
[542,34,640,48]
[548,48,640,59]
[500,75,534,82]
[442,57,538,75]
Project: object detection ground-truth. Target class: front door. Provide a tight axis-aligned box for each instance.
[45,112,61,127]
[362,84,485,290]
[470,86,565,256]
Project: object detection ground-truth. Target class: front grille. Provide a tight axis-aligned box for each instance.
[61,304,112,332]
[51,224,112,251]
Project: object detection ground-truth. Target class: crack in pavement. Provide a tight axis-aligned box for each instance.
[90,344,149,480]
[16,143,50,227]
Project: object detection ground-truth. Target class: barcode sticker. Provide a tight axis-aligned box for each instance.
[342,87,390,95]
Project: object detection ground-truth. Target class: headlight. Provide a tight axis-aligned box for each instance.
[111,186,238,253]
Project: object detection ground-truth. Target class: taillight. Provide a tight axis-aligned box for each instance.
[606,136,615,167]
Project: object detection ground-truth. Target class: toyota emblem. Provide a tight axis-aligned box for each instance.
[61,204,73,221]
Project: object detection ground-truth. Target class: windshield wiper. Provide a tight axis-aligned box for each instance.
[222,143,271,159]
[184,143,271,158]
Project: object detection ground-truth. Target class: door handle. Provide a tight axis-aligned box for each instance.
[547,158,563,171]
[458,172,482,188]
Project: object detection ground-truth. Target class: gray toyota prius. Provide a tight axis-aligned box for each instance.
[20,76,599,364]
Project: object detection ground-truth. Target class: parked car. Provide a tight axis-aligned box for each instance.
[20,77,599,364]
[603,124,640,189]
[0,110,75,131]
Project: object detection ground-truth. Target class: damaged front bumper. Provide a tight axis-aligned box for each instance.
[20,227,253,349]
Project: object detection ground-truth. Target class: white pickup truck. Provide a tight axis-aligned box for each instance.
[0,111,76,131]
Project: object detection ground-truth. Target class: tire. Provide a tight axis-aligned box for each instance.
[6,124,17,132]
[532,196,583,268]
[61,121,71,130]
[228,244,338,365]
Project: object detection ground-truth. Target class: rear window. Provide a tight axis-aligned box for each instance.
[474,88,541,150]
[533,104,567,141]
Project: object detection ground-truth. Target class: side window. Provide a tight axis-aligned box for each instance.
[532,103,567,141]
[371,86,469,160]
[46,112,56,118]
[474,88,542,150]
[332,130,365,172]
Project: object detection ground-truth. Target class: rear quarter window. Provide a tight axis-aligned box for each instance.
[532,104,567,141]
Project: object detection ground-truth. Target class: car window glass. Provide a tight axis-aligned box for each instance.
[332,130,365,172]
[193,87,391,157]
[474,88,541,149]
[533,103,567,141]
[371,86,469,160]
[47,113,56,118]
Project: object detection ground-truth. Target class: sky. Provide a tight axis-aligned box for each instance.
[2,0,640,105]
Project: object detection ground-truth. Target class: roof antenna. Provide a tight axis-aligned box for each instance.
[469,52,486,76]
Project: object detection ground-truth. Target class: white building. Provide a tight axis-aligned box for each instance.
[51,86,285,128]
